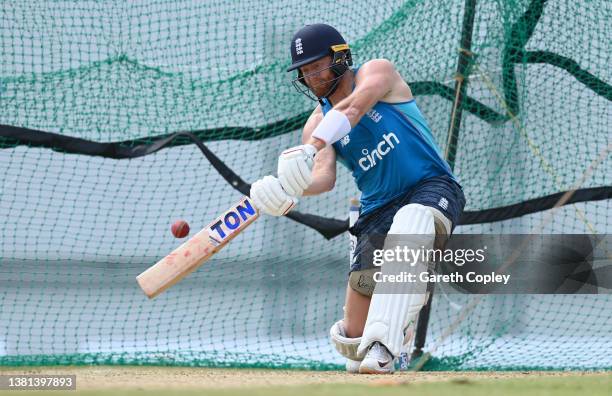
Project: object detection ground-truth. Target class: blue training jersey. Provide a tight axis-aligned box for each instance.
[322,67,456,215]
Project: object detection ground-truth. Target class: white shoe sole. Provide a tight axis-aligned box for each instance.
[346,359,361,373]
[358,366,394,374]
[358,360,394,374]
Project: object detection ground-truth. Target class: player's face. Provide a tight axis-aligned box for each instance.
[300,56,336,97]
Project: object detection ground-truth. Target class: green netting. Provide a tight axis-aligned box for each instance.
[0,0,610,370]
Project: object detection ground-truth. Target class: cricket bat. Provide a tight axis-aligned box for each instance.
[137,196,259,298]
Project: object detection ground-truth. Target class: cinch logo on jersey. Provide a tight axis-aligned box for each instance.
[209,199,256,240]
[358,132,400,171]
[295,38,303,55]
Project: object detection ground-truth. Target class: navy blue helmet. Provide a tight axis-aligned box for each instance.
[287,24,353,101]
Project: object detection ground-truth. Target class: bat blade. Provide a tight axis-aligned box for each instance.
[137,196,259,298]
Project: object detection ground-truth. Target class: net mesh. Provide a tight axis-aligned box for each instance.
[1,0,610,370]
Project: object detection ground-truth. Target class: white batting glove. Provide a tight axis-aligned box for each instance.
[250,175,297,216]
[277,144,317,197]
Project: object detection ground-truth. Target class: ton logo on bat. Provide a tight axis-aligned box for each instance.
[209,198,257,240]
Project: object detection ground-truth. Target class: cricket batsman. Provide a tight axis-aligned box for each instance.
[250,24,466,374]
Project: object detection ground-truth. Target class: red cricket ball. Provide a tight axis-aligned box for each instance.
[171,220,190,238]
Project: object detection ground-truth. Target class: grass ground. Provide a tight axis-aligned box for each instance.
[0,366,609,395]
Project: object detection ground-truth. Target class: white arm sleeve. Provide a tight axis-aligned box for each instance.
[311,109,352,145]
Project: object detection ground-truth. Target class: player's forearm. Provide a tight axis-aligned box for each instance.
[305,107,355,150]
[331,99,364,125]
[305,90,376,150]
[303,172,335,196]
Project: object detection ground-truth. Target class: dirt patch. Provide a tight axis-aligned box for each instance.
[0,366,605,390]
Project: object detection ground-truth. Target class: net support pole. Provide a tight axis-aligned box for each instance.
[411,0,477,364]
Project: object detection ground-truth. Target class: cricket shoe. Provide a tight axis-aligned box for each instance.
[345,359,361,373]
[358,342,394,374]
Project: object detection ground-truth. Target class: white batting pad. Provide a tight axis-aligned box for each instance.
[357,204,436,357]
